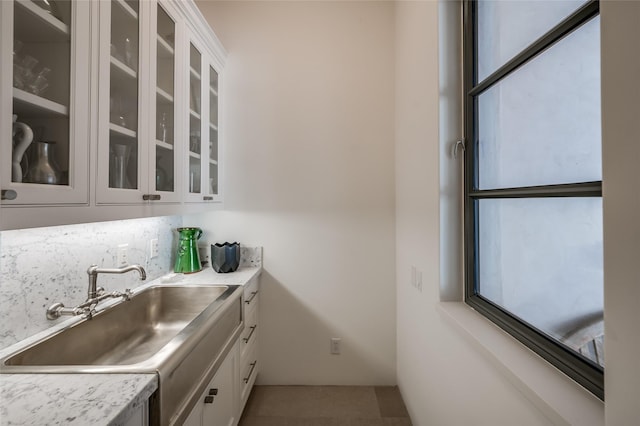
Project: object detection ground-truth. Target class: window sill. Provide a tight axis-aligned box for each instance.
[437,302,604,426]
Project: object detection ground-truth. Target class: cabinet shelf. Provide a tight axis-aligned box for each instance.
[156,140,173,150]
[14,0,70,43]
[13,88,68,117]
[114,0,138,20]
[209,86,218,97]
[109,122,136,138]
[209,159,218,166]
[190,67,201,80]
[189,152,201,159]
[156,87,173,103]
[110,56,137,79]
[190,109,201,120]
[157,35,174,57]
[209,122,218,131]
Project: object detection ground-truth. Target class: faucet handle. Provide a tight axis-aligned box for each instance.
[123,288,132,301]
[96,286,105,295]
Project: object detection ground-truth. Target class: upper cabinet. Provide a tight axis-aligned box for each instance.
[153,2,179,201]
[1,0,226,229]
[185,29,222,203]
[96,0,182,204]
[1,0,91,205]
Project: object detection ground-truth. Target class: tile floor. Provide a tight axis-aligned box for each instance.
[239,385,412,426]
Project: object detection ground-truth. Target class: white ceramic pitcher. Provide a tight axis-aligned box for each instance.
[12,114,33,182]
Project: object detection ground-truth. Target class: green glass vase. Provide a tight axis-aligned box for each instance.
[174,227,203,273]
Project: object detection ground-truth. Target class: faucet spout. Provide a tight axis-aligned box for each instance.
[87,264,147,299]
[47,264,147,320]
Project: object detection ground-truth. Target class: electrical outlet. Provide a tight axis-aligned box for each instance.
[330,337,342,355]
[117,244,128,266]
[150,238,159,259]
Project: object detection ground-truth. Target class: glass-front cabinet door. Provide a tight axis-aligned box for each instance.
[1,0,90,205]
[97,0,182,204]
[186,40,203,201]
[207,65,219,200]
[185,32,222,203]
[151,1,179,202]
[97,0,145,203]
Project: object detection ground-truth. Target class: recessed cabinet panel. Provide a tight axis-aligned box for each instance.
[188,42,202,195]
[108,0,139,191]
[3,0,90,206]
[208,66,218,196]
[154,4,177,196]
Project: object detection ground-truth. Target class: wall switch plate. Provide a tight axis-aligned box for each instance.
[150,239,159,259]
[331,337,342,355]
[411,265,423,292]
[117,244,128,266]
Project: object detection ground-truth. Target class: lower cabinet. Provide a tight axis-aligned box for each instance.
[182,275,261,426]
[239,276,260,412]
[183,341,239,426]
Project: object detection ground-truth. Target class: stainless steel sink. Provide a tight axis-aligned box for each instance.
[0,284,245,426]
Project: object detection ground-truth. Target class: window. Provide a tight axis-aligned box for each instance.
[463,0,603,399]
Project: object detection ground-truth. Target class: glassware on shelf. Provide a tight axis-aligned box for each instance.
[111,143,132,188]
[110,94,128,128]
[33,0,61,20]
[13,39,23,59]
[23,141,61,185]
[27,67,51,96]
[189,131,200,153]
[124,37,134,69]
[158,112,168,143]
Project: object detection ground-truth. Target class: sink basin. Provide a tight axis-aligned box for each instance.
[0,283,245,426]
[4,285,230,367]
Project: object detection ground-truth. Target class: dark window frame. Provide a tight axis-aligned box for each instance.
[462,0,604,400]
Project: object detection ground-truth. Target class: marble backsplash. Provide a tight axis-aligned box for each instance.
[0,216,182,349]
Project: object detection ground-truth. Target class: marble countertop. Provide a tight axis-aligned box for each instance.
[0,265,262,426]
[0,374,157,426]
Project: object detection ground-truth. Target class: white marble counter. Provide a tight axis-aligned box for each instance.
[0,373,157,426]
[0,263,262,426]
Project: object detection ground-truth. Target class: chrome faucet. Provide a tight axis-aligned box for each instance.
[46,264,147,320]
[87,264,146,299]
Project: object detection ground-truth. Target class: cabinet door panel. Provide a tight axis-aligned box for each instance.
[186,41,203,200]
[202,346,237,426]
[96,0,148,203]
[2,0,90,205]
[151,1,180,202]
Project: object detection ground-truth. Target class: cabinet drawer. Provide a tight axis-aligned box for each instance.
[239,345,258,408]
[243,277,259,311]
[240,306,258,361]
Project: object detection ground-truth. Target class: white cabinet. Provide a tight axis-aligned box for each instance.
[1,0,226,230]
[183,277,261,426]
[1,0,91,205]
[184,30,223,204]
[239,276,260,412]
[184,341,239,426]
[96,0,183,204]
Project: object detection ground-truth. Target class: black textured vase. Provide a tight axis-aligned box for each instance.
[211,242,240,273]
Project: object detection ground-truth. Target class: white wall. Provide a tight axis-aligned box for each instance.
[190,0,397,385]
[601,1,640,424]
[395,1,557,424]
